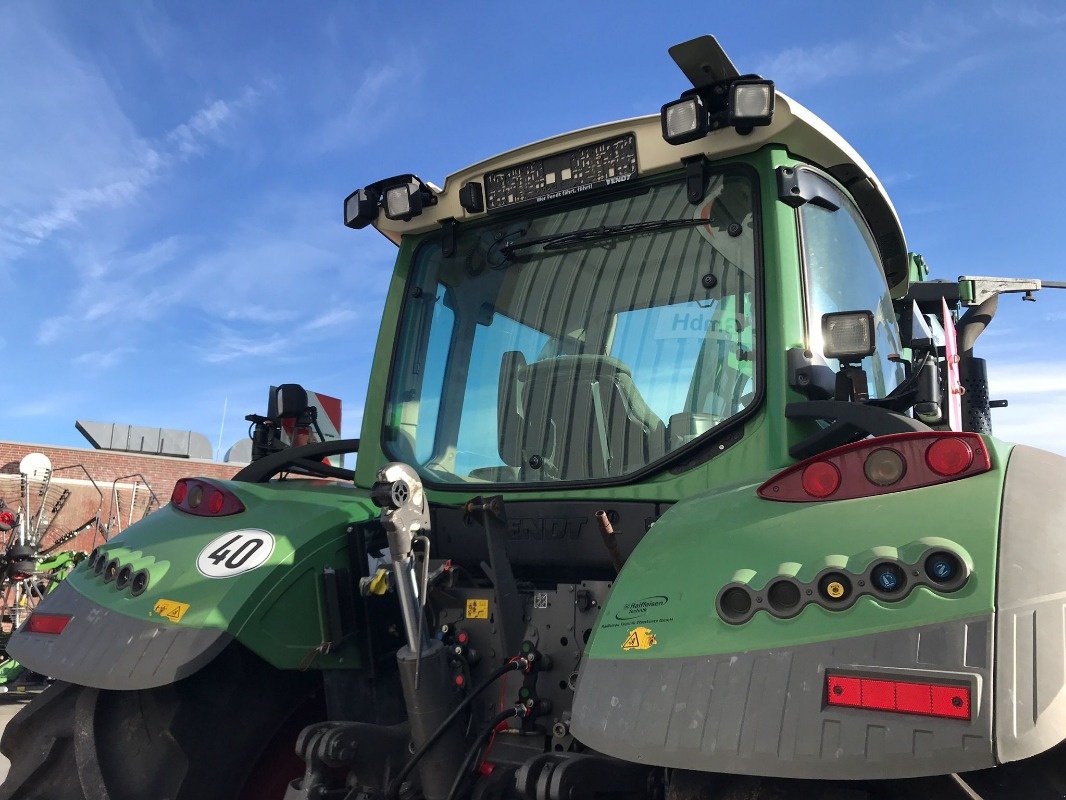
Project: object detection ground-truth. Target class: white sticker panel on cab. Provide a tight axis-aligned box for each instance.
[196,530,276,578]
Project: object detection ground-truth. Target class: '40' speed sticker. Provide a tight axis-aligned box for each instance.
[197,530,275,578]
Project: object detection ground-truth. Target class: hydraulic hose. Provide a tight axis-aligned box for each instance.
[385,658,527,799]
[444,707,524,800]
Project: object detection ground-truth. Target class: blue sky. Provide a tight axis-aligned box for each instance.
[2,2,1065,458]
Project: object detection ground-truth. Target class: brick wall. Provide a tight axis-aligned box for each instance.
[0,440,241,555]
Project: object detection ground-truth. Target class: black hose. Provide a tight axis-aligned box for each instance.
[385,659,523,799]
[445,707,522,800]
[956,295,998,357]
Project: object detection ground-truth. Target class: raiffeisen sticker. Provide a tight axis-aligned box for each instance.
[196,530,276,578]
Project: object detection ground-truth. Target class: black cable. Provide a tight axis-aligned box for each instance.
[385,659,524,799]
[445,707,522,800]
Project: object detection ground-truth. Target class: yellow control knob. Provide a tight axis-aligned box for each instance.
[825,581,846,599]
[368,568,390,596]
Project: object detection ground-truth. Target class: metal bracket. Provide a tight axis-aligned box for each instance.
[441,217,458,258]
[959,275,1042,307]
[776,166,841,210]
[682,155,710,204]
[286,720,410,800]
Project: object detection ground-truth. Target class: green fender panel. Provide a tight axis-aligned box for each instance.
[9,479,380,688]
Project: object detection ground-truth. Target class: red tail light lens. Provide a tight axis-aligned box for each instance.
[826,672,970,720]
[26,613,72,635]
[759,432,991,502]
[171,479,245,517]
[926,437,974,476]
[801,462,841,498]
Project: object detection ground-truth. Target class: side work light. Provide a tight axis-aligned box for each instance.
[822,311,876,362]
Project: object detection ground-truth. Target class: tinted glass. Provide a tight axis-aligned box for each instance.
[799,173,904,398]
[386,171,759,485]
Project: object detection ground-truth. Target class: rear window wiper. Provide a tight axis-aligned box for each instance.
[500,218,708,260]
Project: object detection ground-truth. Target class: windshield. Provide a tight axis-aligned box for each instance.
[385,170,759,485]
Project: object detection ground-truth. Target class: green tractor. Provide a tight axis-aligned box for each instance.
[5,35,1066,800]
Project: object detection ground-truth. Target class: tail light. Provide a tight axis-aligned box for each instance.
[26,613,72,635]
[171,479,245,517]
[759,432,991,502]
[826,672,971,721]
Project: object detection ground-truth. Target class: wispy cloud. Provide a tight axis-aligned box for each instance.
[167,85,265,158]
[304,308,356,331]
[756,6,1047,93]
[312,61,417,152]
[7,394,80,419]
[990,3,1066,28]
[989,360,1066,455]
[14,88,264,247]
[991,362,1066,395]
[199,329,291,364]
[73,347,136,370]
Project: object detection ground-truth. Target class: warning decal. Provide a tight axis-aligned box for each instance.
[621,626,657,651]
[153,599,190,623]
[465,599,490,620]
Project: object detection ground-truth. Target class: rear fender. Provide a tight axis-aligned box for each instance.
[8,479,379,689]
[572,436,1011,779]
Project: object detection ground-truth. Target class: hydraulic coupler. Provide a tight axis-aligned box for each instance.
[372,463,465,800]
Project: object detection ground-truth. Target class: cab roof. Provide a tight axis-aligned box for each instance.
[370,91,909,291]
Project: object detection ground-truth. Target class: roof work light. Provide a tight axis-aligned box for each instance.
[344,174,438,229]
[661,36,775,145]
[727,78,775,131]
[661,95,708,145]
[660,77,775,145]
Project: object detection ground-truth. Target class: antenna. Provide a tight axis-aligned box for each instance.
[215,397,228,461]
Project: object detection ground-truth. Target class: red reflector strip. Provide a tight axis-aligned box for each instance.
[26,613,72,635]
[826,673,970,720]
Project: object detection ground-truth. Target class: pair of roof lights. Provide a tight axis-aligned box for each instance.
[344,77,775,231]
[660,77,775,144]
[344,174,440,230]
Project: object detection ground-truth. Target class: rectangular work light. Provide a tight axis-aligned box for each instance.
[661,95,708,145]
[728,78,775,129]
[821,311,876,362]
[344,188,380,230]
[385,181,422,221]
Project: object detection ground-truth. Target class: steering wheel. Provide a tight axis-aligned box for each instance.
[233,439,360,484]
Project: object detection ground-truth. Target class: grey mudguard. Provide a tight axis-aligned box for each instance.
[995,445,1066,764]
[571,617,993,779]
[7,580,231,690]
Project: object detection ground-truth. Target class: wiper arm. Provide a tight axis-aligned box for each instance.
[500,218,708,260]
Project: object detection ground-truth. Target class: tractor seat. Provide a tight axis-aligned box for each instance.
[496,353,667,481]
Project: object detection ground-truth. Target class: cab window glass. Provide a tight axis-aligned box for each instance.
[799,173,904,398]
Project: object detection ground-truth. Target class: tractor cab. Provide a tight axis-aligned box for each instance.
[345,36,918,494]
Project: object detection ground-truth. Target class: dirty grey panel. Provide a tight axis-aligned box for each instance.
[571,617,993,780]
[75,420,213,459]
[996,445,1066,764]
[7,581,231,690]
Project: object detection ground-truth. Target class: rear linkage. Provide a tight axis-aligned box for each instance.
[286,465,657,800]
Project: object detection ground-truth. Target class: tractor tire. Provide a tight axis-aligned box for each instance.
[0,644,320,800]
